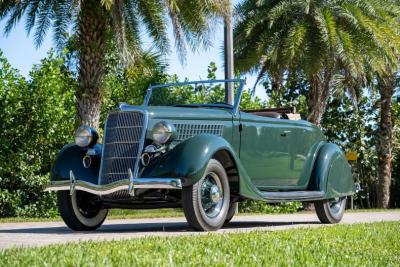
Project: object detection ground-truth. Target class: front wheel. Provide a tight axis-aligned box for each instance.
[224,202,238,224]
[182,159,230,231]
[314,197,346,224]
[57,191,108,231]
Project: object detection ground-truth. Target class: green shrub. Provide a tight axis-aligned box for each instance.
[239,200,303,214]
[0,50,76,217]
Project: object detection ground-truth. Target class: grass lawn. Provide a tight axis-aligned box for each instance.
[1,222,399,266]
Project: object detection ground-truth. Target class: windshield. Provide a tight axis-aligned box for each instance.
[144,79,244,110]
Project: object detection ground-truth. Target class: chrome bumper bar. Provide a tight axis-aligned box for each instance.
[45,177,182,196]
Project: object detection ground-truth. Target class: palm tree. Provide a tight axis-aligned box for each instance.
[0,0,228,129]
[376,73,398,208]
[234,0,400,208]
[234,0,400,126]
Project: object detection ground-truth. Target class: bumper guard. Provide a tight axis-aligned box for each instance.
[45,170,182,196]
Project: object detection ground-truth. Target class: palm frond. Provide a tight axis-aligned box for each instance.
[3,2,29,36]
[135,0,169,53]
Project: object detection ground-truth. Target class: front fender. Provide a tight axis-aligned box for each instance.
[310,143,354,198]
[50,143,102,184]
[140,134,238,186]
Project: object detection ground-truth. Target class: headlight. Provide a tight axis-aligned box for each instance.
[152,121,176,144]
[74,125,98,147]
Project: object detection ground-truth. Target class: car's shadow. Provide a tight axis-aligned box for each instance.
[0,220,320,235]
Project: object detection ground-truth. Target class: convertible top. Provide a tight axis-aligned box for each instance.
[242,107,301,120]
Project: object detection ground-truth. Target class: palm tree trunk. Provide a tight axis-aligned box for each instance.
[307,69,333,127]
[77,0,107,129]
[377,75,395,208]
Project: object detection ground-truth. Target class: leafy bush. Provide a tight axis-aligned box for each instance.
[0,50,76,217]
[239,200,303,214]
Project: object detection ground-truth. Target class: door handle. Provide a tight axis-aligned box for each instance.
[280,130,291,137]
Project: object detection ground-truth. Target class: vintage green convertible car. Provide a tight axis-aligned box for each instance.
[46,79,355,231]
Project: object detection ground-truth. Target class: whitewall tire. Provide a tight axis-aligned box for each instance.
[57,191,108,231]
[182,159,230,231]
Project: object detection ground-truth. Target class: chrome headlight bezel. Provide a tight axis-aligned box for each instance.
[151,121,176,145]
[74,125,98,148]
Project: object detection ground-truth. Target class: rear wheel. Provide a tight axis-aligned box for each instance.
[182,159,230,231]
[57,191,108,231]
[314,197,346,224]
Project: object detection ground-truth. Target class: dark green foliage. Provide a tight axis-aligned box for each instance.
[100,49,170,127]
[1,222,399,266]
[0,50,76,217]
[391,103,400,208]
[239,200,302,214]
[148,62,264,109]
[263,71,309,117]
[322,93,381,208]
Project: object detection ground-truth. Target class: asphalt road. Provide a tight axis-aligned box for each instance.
[0,211,399,250]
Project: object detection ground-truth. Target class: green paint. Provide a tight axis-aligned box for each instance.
[51,105,355,202]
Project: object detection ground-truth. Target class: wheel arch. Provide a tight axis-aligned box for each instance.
[140,134,242,188]
[212,149,240,197]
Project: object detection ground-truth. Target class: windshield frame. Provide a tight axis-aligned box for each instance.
[142,79,245,116]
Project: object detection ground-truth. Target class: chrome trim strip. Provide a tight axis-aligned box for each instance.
[69,170,76,196]
[45,178,182,196]
[133,110,148,186]
[260,190,324,202]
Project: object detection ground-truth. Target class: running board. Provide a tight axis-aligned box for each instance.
[260,190,324,202]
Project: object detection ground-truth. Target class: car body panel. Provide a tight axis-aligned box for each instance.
[238,112,325,190]
[140,134,236,186]
[50,143,102,184]
[309,143,355,198]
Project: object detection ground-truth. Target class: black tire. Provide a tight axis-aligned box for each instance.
[224,202,238,224]
[182,159,230,231]
[315,197,346,224]
[57,191,108,231]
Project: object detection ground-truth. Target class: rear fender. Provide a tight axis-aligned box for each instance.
[309,143,354,198]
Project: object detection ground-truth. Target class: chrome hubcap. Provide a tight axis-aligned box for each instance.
[210,185,221,203]
[329,198,343,214]
[200,172,224,218]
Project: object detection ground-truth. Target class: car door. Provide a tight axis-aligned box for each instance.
[287,123,325,188]
[237,112,295,189]
[237,112,324,190]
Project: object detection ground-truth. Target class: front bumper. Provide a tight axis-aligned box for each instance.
[45,171,182,196]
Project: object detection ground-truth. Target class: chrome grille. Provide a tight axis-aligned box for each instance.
[174,123,224,141]
[99,111,145,184]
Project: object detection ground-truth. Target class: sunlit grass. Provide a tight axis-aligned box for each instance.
[1,222,399,266]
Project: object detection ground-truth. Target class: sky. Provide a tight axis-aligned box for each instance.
[0,2,267,100]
